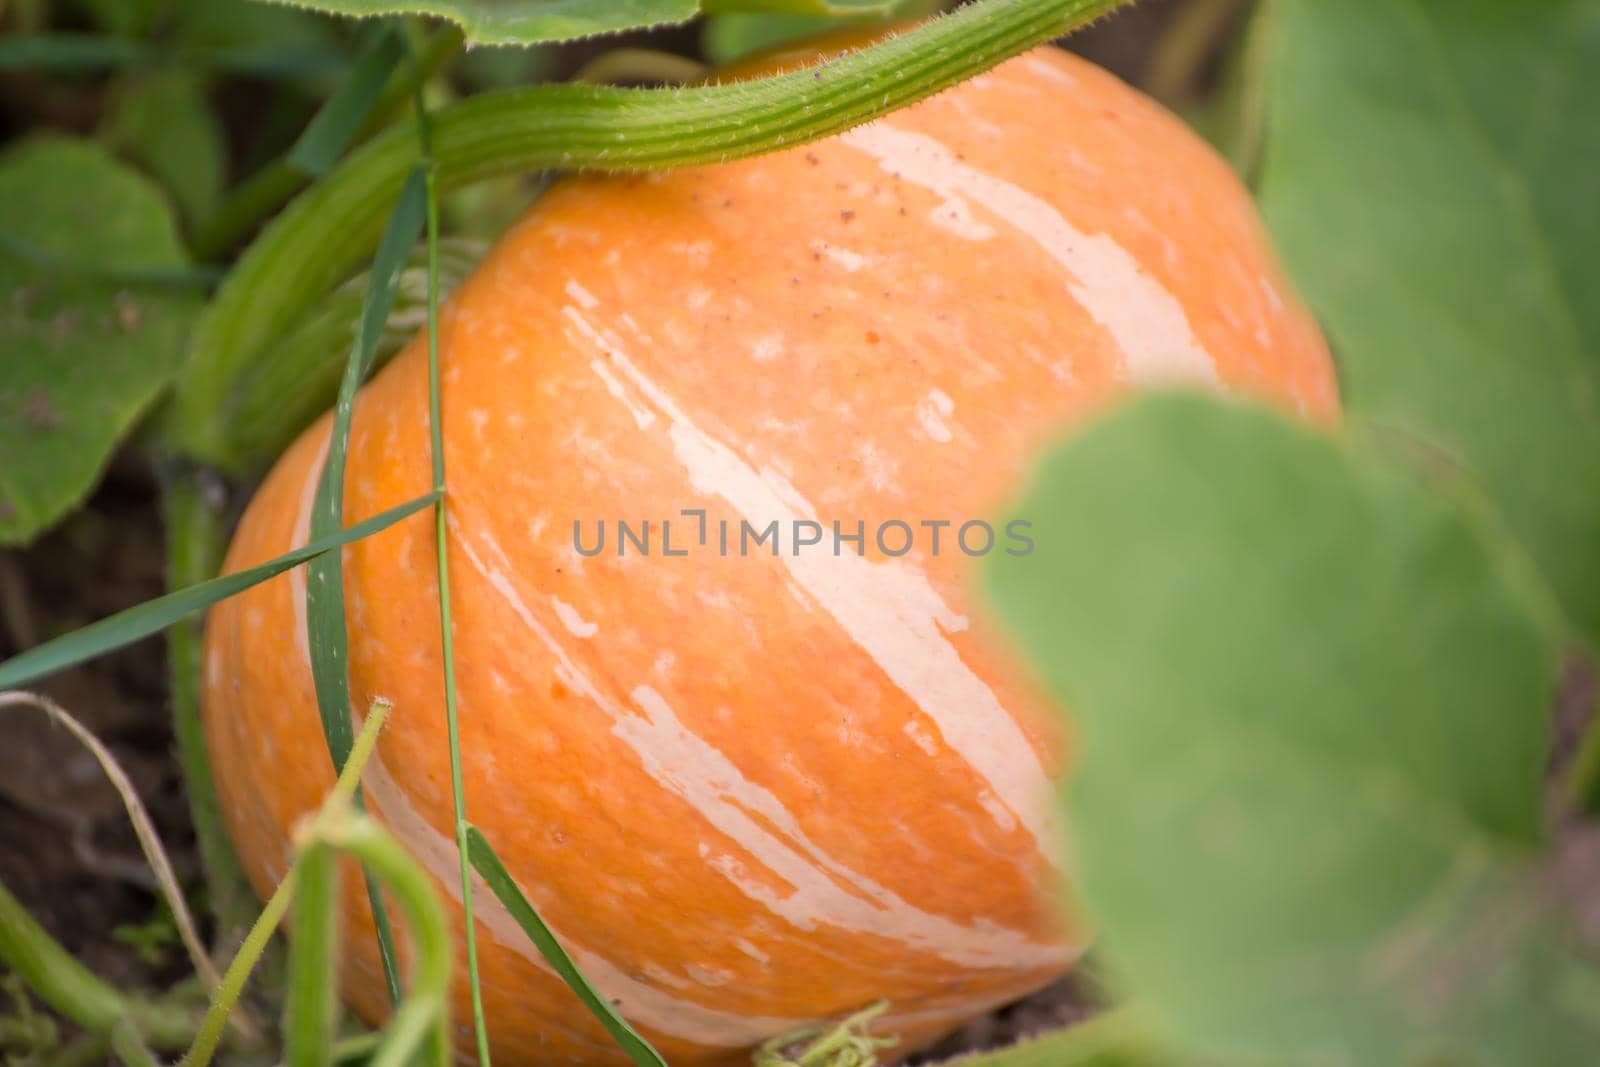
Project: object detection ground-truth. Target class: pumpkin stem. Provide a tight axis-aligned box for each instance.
[753,1001,898,1067]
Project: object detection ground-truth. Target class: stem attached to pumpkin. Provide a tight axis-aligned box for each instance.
[168,0,1133,472]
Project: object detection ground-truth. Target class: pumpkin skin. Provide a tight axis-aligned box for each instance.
[202,45,1336,1067]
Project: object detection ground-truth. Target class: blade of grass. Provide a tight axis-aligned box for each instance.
[0,491,438,692]
[0,34,351,75]
[289,25,408,178]
[411,59,493,1067]
[305,163,431,1007]
[466,830,667,1067]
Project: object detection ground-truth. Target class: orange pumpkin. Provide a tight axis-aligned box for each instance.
[202,44,1336,1066]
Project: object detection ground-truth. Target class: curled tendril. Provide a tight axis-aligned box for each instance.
[754,1001,899,1067]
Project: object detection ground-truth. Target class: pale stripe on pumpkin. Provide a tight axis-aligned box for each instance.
[840,122,1220,388]
[284,454,1075,1043]
[562,305,1064,874]
[452,520,1069,972]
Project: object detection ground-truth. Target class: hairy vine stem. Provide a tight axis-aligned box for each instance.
[167,0,1130,471]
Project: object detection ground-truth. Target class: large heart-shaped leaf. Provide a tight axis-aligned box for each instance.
[252,0,893,46]
[1258,0,1600,643]
[252,0,698,45]
[986,393,1598,1065]
[0,138,201,546]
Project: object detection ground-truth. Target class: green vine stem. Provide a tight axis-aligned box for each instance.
[311,815,452,1067]
[0,878,198,1055]
[218,239,482,472]
[181,699,395,1067]
[158,461,259,956]
[168,0,1130,472]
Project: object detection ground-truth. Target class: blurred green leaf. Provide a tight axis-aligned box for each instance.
[0,138,200,546]
[252,0,700,46]
[1259,0,1600,643]
[987,393,1598,1065]
[105,71,227,227]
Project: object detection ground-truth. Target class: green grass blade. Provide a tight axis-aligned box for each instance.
[290,26,408,178]
[0,34,156,70]
[466,829,668,1067]
[305,164,430,1007]
[0,33,350,75]
[410,62,492,1064]
[283,844,340,1067]
[0,491,437,692]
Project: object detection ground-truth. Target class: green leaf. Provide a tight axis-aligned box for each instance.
[1258,0,1600,643]
[0,137,200,546]
[253,0,701,46]
[703,0,895,14]
[986,393,1597,1065]
[105,71,228,227]
[0,490,438,693]
[465,829,668,1067]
